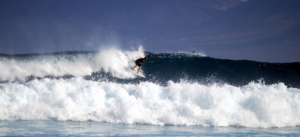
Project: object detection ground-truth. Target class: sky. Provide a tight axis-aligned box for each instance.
[0,0,299,62]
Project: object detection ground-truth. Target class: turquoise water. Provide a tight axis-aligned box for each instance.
[1,120,299,136]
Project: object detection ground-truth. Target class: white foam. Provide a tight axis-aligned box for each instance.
[174,51,207,57]
[93,46,145,78]
[0,78,299,128]
[0,46,145,81]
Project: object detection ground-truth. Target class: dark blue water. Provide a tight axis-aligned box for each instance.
[143,52,300,88]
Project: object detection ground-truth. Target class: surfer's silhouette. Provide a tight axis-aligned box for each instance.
[192,51,196,59]
[132,57,148,74]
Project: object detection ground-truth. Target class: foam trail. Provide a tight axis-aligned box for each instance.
[1,78,299,128]
[0,46,145,81]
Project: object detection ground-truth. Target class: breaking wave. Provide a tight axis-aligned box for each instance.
[0,46,300,128]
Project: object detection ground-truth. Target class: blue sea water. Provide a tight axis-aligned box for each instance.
[0,47,300,136]
[1,120,300,136]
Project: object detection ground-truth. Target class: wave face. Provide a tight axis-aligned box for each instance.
[0,47,300,128]
[143,53,300,88]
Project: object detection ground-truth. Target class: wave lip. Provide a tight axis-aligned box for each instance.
[1,77,299,128]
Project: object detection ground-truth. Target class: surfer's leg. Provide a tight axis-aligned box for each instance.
[132,65,137,70]
[137,66,142,73]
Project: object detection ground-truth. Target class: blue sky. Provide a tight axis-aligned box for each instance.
[0,0,299,62]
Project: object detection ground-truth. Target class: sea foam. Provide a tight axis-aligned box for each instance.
[0,77,299,128]
[0,47,145,81]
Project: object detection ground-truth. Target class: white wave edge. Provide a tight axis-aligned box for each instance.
[0,46,145,81]
[0,78,299,128]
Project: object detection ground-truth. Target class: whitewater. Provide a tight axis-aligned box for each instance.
[0,47,300,131]
[1,77,300,128]
[0,47,145,81]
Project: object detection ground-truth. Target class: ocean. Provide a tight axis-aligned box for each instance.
[0,47,300,136]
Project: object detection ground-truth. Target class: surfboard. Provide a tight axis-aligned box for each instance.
[135,72,145,77]
[132,68,146,78]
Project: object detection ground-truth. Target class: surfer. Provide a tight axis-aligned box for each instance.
[192,51,197,59]
[132,57,148,74]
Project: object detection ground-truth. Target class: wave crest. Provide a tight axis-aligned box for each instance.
[0,47,145,81]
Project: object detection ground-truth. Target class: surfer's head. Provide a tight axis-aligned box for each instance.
[144,57,148,61]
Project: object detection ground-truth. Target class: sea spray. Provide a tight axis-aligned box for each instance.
[93,47,145,79]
